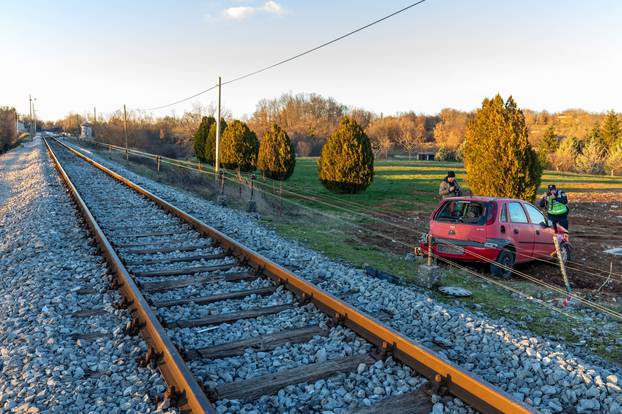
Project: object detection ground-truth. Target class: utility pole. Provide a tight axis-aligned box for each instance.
[93,107,97,124]
[215,76,222,173]
[123,104,129,160]
[32,99,37,137]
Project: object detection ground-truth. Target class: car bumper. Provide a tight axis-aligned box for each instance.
[418,241,501,262]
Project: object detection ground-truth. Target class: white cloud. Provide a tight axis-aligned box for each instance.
[261,1,283,15]
[222,6,256,20]
[222,1,285,20]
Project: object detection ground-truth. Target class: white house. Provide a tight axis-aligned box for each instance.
[80,122,93,139]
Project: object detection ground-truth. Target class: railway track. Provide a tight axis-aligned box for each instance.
[44,137,532,414]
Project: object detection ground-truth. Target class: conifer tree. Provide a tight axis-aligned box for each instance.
[193,116,213,162]
[537,125,558,167]
[463,95,542,202]
[586,123,607,153]
[257,123,296,180]
[205,118,227,165]
[219,120,258,173]
[601,110,621,149]
[317,116,374,193]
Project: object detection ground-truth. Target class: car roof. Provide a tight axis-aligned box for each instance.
[442,196,531,203]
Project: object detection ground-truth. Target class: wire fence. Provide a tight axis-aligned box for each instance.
[67,137,622,323]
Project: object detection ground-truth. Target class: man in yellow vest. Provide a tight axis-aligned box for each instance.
[539,184,569,230]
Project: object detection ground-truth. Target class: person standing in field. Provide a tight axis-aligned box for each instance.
[539,184,569,230]
[439,171,462,198]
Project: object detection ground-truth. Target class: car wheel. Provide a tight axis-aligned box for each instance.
[559,243,571,263]
[491,250,514,279]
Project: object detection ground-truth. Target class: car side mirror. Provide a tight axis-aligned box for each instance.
[539,221,548,227]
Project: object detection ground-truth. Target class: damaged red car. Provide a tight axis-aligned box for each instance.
[419,197,570,278]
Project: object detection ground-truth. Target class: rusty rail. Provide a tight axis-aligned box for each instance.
[44,138,216,414]
[49,137,535,414]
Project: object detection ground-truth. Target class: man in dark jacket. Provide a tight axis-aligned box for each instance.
[439,171,462,198]
[539,184,569,230]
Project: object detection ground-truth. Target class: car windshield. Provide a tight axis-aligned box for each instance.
[435,200,491,225]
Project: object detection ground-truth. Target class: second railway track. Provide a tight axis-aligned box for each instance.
[44,137,532,414]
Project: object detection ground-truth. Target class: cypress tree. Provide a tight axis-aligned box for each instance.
[257,123,296,180]
[220,120,259,173]
[600,110,621,150]
[318,116,374,193]
[205,118,227,165]
[537,125,558,167]
[463,95,542,202]
[193,116,213,162]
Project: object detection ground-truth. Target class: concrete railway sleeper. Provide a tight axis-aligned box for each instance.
[44,137,533,414]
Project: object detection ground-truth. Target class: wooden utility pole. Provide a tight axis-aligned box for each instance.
[123,104,129,160]
[215,76,222,173]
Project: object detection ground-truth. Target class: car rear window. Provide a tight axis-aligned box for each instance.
[434,200,492,225]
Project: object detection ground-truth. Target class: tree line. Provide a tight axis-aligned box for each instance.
[44,92,622,176]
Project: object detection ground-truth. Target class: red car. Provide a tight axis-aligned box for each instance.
[419,197,570,278]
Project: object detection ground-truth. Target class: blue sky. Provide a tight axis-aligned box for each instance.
[1,0,621,120]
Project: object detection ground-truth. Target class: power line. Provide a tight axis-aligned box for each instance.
[140,0,428,111]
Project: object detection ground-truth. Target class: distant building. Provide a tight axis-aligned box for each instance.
[80,122,93,139]
[415,151,435,161]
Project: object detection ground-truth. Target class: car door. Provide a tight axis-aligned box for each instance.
[523,202,556,258]
[506,201,535,262]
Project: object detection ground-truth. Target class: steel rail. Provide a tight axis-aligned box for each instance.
[44,138,216,414]
[50,137,535,414]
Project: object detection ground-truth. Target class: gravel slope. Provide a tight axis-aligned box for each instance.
[0,139,174,414]
[63,139,622,414]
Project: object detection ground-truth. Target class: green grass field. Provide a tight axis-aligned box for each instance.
[279,158,622,212]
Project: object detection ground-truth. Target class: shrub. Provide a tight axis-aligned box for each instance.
[575,140,606,175]
[193,116,214,162]
[219,120,258,173]
[434,146,454,161]
[317,116,374,193]
[463,95,542,202]
[205,118,227,165]
[606,144,622,176]
[257,124,296,180]
[550,137,578,172]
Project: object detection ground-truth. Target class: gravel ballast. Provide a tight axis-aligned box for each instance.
[61,139,622,414]
[0,139,174,413]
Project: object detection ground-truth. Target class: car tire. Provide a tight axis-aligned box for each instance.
[559,242,571,263]
[491,250,514,279]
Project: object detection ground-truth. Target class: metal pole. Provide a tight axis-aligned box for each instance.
[553,235,572,298]
[123,104,129,160]
[427,234,433,266]
[93,107,97,124]
[215,76,222,173]
[29,95,32,136]
[33,101,36,137]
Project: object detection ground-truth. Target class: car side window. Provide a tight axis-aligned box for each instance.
[524,203,546,225]
[508,202,529,224]
[500,204,508,222]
